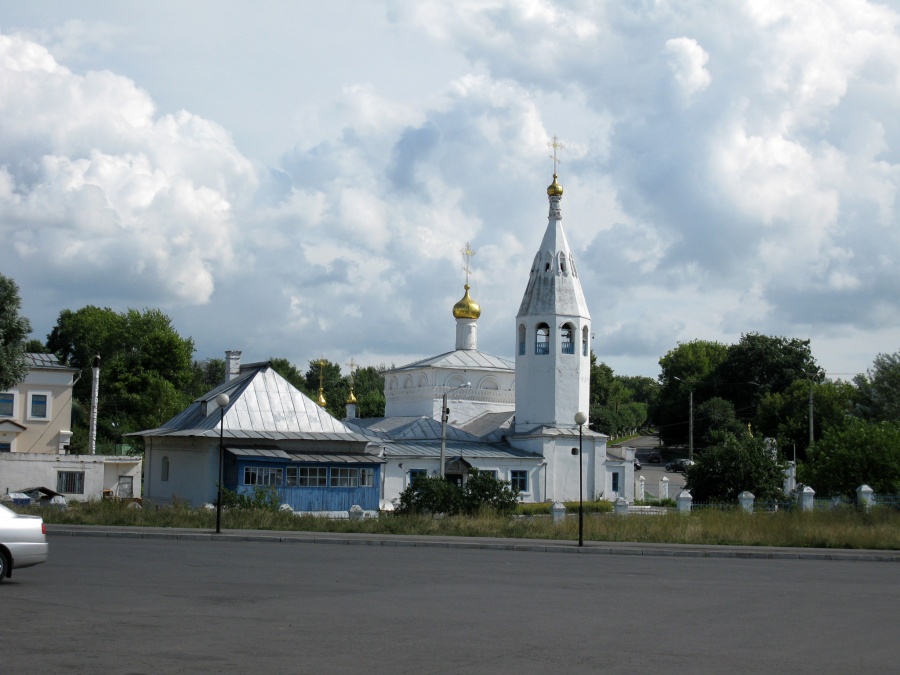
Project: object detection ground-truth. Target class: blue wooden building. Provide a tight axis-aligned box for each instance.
[138,356,384,512]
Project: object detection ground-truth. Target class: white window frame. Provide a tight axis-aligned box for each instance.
[27,391,52,421]
[330,467,359,488]
[0,391,18,418]
[360,467,375,487]
[298,467,327,487]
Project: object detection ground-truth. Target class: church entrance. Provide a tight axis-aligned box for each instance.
[444,457,472,489]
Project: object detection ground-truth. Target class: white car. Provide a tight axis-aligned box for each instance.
[0,503,48,583]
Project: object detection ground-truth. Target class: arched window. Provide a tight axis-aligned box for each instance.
[561,324,574,354]
[535,323,550,355]
[518,324,526,355]
[161,456,169,482]
[418,374,428,388]
[403,376,413,389]
[582,326,590,356]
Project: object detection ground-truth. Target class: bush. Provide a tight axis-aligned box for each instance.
[686,432,785,503]
[396,470,520,516]
[218,485,280,511]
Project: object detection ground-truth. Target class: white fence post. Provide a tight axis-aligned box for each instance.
[738,491,755,513]
[677,490,693,513]
[660,476,669,500]
[856,485,874,510]
[614,497,629,516]
[799,486,815,512]
[551,501,566,524]
[635,475,645,501]
[348,504,364,520]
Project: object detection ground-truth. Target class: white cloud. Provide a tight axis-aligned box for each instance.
[665,37,712,98]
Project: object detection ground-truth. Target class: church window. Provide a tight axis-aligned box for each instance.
[409,469,427,486]
[360,468,375,487]
[561,324,574,354]
[518,324,526,355]
[582,326,589,356]
[535,324,550,355]
[611,472,620,495]
[161,456,169,482]
[510,470,528,493]
[545,262,551,272]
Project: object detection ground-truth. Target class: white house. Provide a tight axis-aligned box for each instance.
[0,353,142,502]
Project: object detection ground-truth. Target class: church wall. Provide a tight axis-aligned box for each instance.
[144,438,219,507]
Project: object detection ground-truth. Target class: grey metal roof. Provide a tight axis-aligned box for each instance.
[459,411,516,440]
[344,416,483,442]
[385,349,513,374]
[380,440,542,460]
[25,353,77,370]
[228,448,385,464]
[135,364,370,443]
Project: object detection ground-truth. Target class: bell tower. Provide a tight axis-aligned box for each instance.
[514,167,592,431]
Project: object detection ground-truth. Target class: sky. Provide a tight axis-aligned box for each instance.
[1,0,898,381]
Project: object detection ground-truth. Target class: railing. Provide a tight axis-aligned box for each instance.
[561,341,574,354]
[535,342,550,355]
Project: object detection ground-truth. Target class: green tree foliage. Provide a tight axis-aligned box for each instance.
[854,350,900,423]
[755,380,856,461]
[685,432,785,503]
[46,306,195,449]
[800,419,900,498]
[657,340,728,445]
[693,397,743,448]
[716,333,821,418]
[396,470,520,515]
[589,354,653,437]
[351,365,387,418]
[0,274,32,391]
[22,338,47,353]
[187,358,226,398]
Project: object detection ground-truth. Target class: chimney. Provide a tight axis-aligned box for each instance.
[225,350,242,382]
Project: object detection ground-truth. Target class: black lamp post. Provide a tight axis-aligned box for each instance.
[215,393,229,534]
[574,411,587,547]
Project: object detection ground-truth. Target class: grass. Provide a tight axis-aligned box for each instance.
[19,499,900,550]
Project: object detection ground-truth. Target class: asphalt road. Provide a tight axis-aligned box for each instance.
[615,435,688,496]
[3,535,899,673]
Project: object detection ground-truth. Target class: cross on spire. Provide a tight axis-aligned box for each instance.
[345,357,358,380]
[461,242,476,285]
[547,135,565,175]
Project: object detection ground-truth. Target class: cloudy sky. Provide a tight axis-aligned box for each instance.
[1,0,898,380]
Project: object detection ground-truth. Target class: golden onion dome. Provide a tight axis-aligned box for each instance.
[452,284,481,320]
[316,387,327,407]
[346,388,357,405]
[547,173,563,197]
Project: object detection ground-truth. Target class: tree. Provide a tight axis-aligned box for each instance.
[46,306,196,449]
[755,380,856,461]
[656,340,728,446]
[460,468,520,515]
[188,358,226,398]
[304,358,346,419]
[854,350,900,423]
[0,274,32,391]
[351,365,386,418]
[716,333,821,419]
[693,397,743,449]
[270,357,309,394]
[685,432,785,503]
[800,419,900,498]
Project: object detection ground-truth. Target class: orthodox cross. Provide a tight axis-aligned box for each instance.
[461,242,476,285]
[345,357,358,382]
[547,135,564,174]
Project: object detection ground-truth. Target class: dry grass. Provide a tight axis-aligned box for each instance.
[22,500,900,550]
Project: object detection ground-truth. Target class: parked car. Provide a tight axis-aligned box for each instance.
[665,459,695,473]
[0,503,48,583]
[648,451,662,463]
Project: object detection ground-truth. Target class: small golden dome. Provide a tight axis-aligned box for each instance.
[316,387,327,407]
[547,173,563,197]
[453,284,481,320]
[346,388,357,405]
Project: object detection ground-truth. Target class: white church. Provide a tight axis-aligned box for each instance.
[138,171,635,509]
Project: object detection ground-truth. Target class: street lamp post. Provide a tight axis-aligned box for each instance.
[215,393,229,534]
[574,411,587,547]
[440,383,470,478]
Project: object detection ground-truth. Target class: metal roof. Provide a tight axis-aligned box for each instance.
[384,349,514,374]
[25,353,77,370]
[344,416,483,442]
[459,411,516,440]
[228,448,385,464]
[379,440,542,460]
[135,364,370,443]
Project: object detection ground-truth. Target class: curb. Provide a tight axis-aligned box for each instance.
[45,527,900,563]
